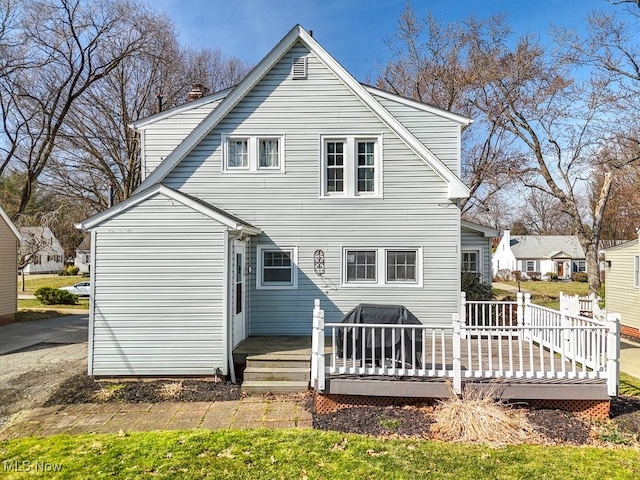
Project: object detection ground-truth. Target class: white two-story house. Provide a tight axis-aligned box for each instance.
[78,25,473,377]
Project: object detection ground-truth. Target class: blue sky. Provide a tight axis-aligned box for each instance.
[152,0,629,82]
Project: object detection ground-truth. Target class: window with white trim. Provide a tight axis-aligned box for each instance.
[257,245,298,289]
[343,247,421,287]
[461,251,479,274]
[222,135,284,172]
[525,260,535,272]
[634,255,639,288]
[320,135,382,197]
[577,260,586,272]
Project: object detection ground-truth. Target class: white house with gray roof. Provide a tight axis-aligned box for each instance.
[493,230,586,280]
[78,25,472,377]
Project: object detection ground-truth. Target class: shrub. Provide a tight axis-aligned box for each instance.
[598,284,605,308]
[57,269,69,276]
[34,287,78,305]
[462,272,494,301]
[512,270,523,281]
[572,272,588,282]
[528,271,542,281]
[67,265,80,275]
[545,271,558,282]
[494,269,514,282]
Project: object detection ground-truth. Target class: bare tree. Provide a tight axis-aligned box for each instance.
[0,0,161,217]
[44,28,252,211]
[378,7,524,215]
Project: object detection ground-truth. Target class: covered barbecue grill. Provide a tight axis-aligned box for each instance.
[337,303,423,367]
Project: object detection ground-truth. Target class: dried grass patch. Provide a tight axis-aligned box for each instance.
[158,381,193,399]
[92,383,125,402]
[431,382,539,446]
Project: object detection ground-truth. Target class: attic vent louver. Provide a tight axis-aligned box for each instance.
[291,57,307,79]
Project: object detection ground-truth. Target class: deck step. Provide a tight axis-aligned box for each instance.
[241,380,309,394]
[243,366,310,383]
[245,353,311,369]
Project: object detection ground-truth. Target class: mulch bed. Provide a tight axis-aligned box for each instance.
[44,374,640,445]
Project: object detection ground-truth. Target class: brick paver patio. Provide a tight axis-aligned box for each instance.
[0,398,313,440]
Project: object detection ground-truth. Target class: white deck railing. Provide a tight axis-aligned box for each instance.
[310,294,620,397]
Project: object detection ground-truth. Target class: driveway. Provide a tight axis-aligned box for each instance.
[0,314,88,430]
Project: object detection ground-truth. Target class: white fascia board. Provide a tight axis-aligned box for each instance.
[0,206,22,241]
[296,28,469,200]
[365,87,473,126]
[135,26,304,193]
[461,220,499,237]
[129,88,233,131]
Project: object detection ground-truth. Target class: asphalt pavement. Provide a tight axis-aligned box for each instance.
[0,313,88,355]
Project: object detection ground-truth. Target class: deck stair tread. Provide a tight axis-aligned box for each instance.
[241,380,309,394]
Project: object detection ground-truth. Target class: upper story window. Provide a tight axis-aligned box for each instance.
[320,135,382,198]
[222,134,284,173]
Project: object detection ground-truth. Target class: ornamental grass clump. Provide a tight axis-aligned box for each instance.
[431,381,537,446]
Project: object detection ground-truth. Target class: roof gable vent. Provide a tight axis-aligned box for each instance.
[291,57,307,79]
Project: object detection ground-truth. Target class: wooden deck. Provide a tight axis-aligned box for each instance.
[234,335,609,400]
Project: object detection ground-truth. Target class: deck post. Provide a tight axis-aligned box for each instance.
[607,313,620,397]
[523,293,532,340]
[460,292,467,340]
[516,291,523,327]
[452,313,462,395]
[311,299,325,391]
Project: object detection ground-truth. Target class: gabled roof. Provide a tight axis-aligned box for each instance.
[130,87,233,130]
[510,235,585,259]
[135,25,470,200]
[603,237,639,253]
[461,220,498,237]
[77,184,261,235]
[0,205,22,241]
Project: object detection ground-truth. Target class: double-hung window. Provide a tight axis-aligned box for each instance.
[461,251,479,274]
[257,245,298,289]
[223,134,284,172]
[320,135,382,197]
[526,260,535,272]
[577,260,586,273]
[343,247,421,287]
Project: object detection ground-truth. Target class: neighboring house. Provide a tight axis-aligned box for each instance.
[78,25,472,376]
[460,220,498,283]
[604,235,640,339]
[74,234,91,274]
[19,227,65,274]
[492,230,586,280]
[0,206,22,324]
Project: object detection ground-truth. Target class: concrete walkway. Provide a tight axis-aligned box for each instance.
[0,397,312,440]
[621,338,640,380]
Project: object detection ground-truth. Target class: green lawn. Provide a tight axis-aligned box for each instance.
[16,274,86,295]
[496,281,590,310]
[1,429,639,479]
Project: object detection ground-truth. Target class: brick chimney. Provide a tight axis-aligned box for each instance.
[187,83,208,102]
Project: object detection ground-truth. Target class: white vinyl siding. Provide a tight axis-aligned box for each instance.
[163,43,460,334]
[90,193,228,375]
[371,93,461,175]
[140,98,225,179]
[635,256,639,288]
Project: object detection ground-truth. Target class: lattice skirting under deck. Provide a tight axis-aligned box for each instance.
[314,392,610,419]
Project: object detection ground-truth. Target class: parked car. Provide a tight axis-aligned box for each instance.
[59,281,91,297]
